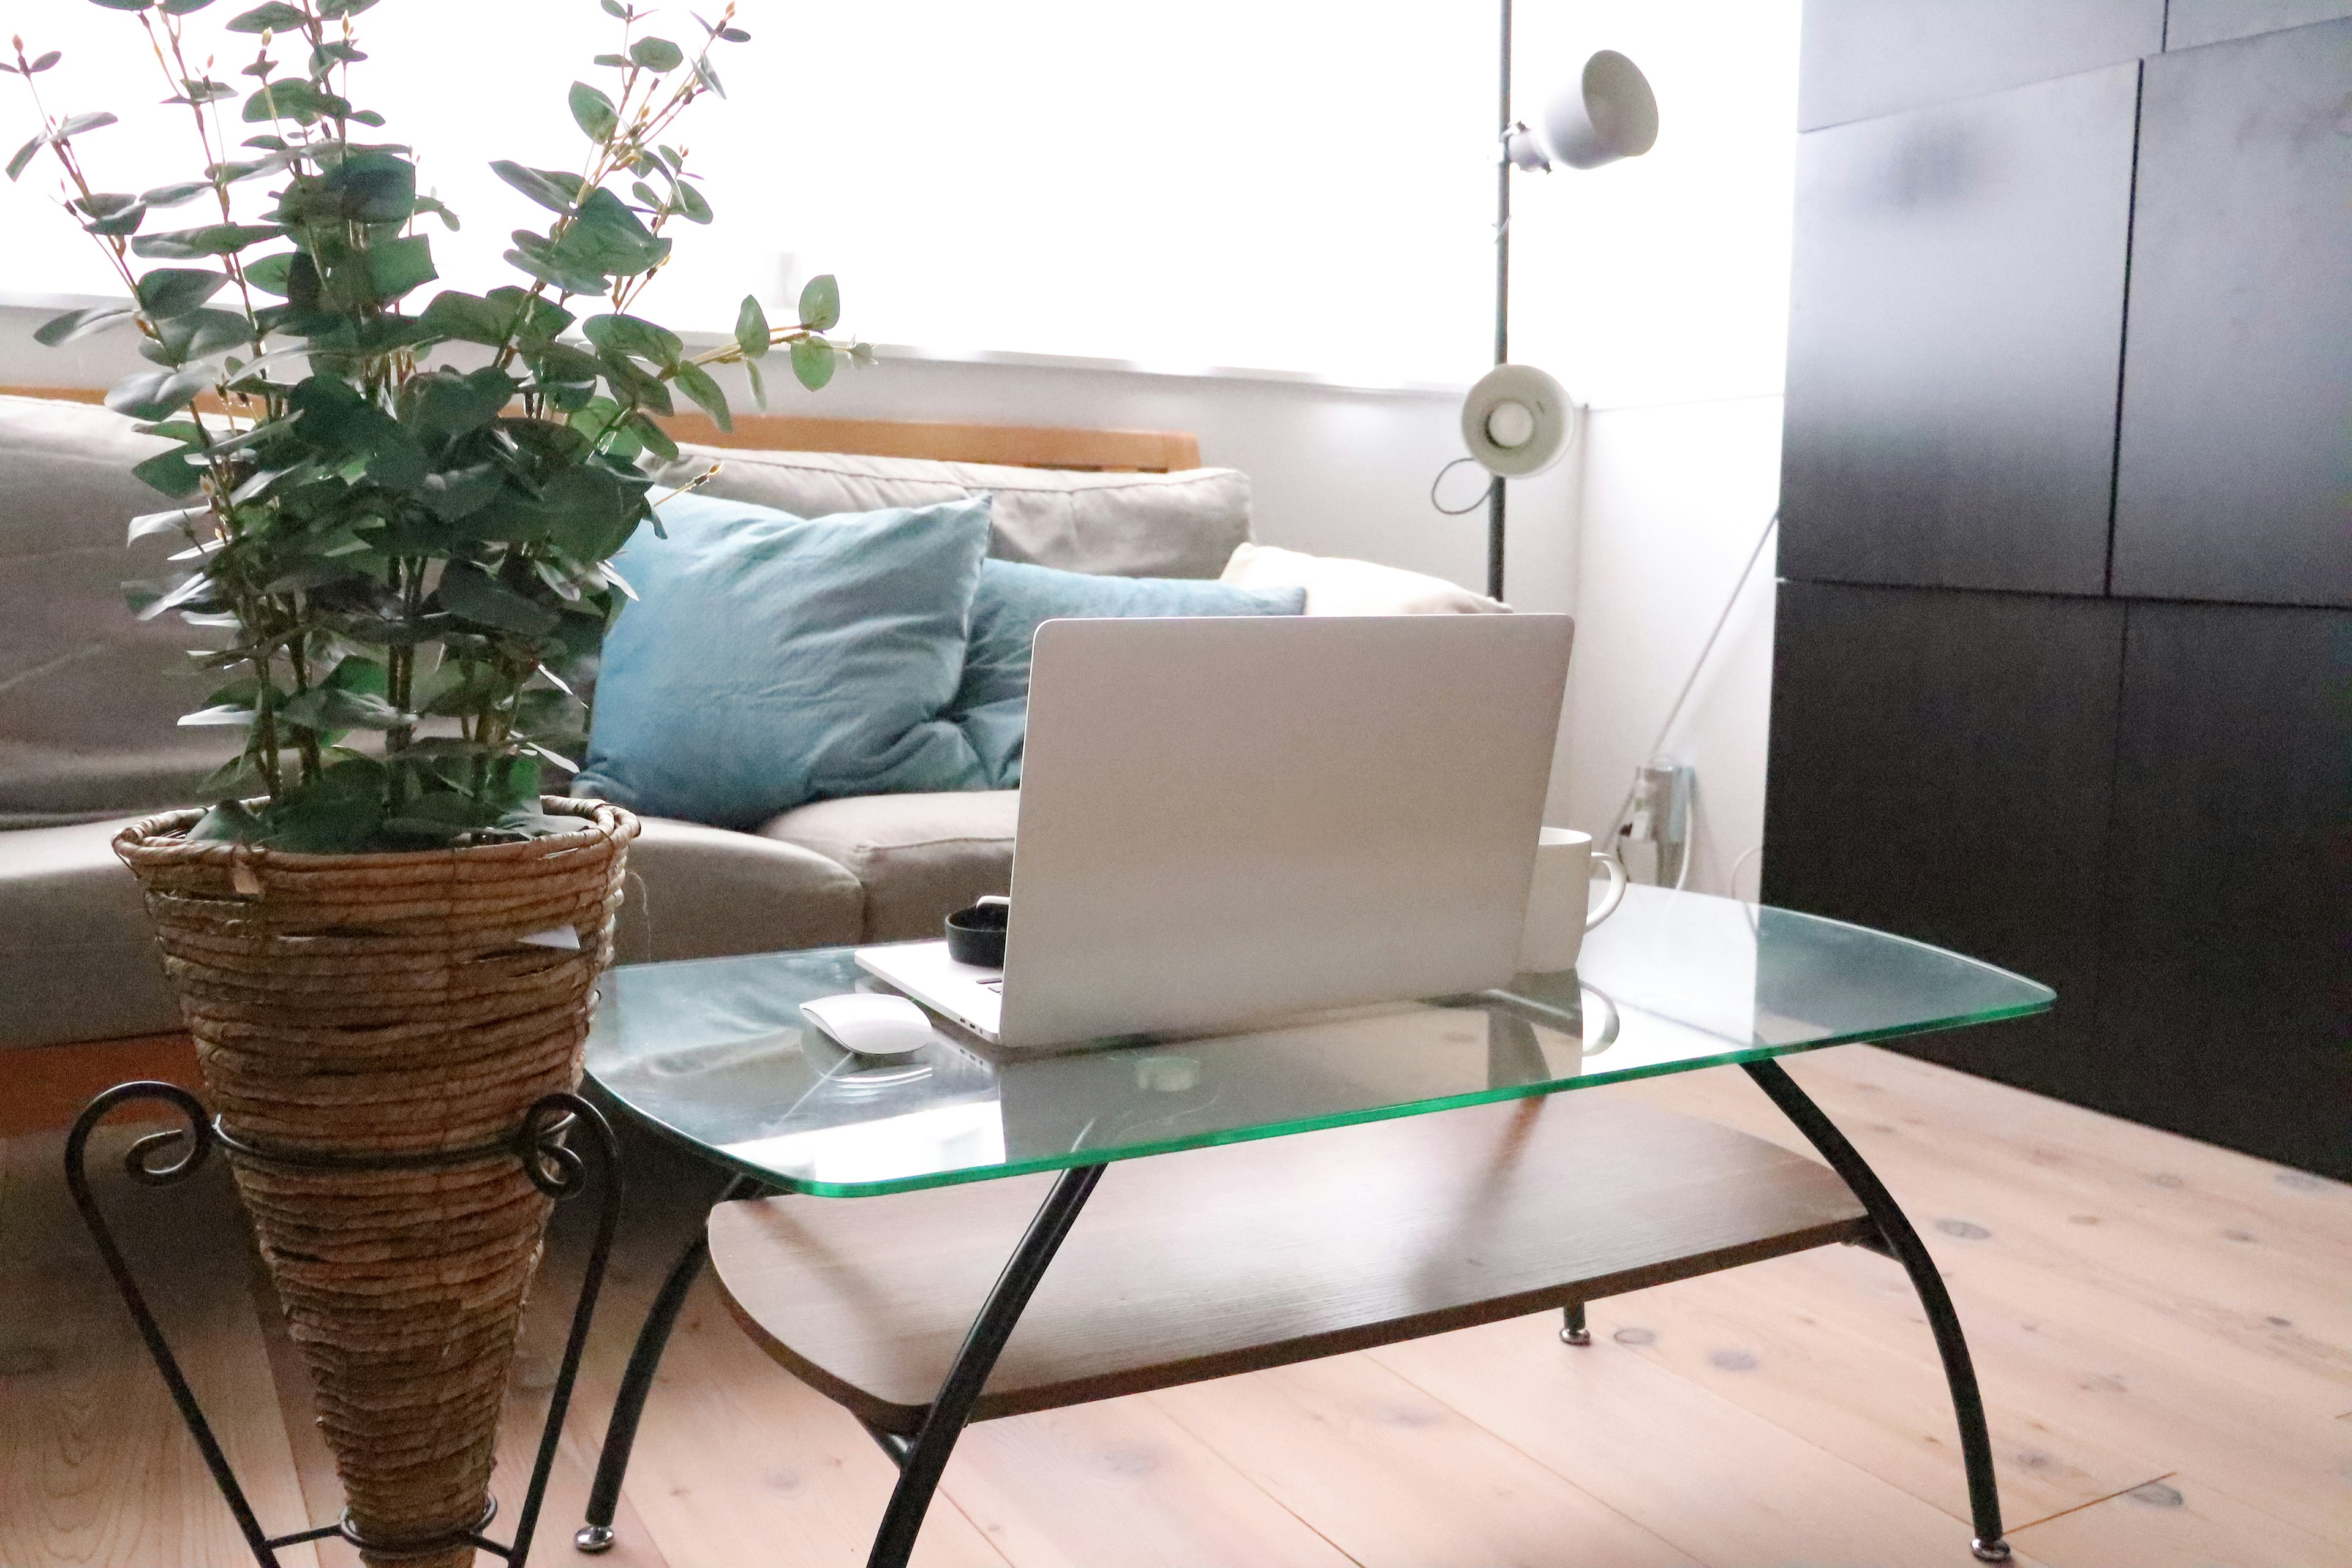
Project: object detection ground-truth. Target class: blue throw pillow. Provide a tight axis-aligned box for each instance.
[950,558,1305,786]
[575,493,992,827]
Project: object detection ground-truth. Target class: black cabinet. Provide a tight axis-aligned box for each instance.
[1797,0,2160,129]
[1762,582,2125,1096]
[2092,603,2352,1175]
[2111,20,2352,607]
[1781,64,2139,597]
[2163,0,2352,50]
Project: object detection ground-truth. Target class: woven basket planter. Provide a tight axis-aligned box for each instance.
[114,797,639,1568]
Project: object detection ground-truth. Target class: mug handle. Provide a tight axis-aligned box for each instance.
[1586,851,1628,930]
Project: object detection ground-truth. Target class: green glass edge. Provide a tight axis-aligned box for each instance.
[631,990,2052,1200]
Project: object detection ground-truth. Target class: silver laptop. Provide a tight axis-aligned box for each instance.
[856,612,1574,1048]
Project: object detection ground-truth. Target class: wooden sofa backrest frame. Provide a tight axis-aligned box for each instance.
[0,384,1202,473]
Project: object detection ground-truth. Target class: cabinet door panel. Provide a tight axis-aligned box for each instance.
[2164,0,2352,50]
[2094,603,2352,1175]
[1781,66,2138,596]
[1798,0,2160,129]
[2112,20,2352,606]
[1762,582,2124,1098]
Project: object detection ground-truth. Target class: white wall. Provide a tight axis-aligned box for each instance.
[0,297,1550,622]
[1504,0,1802,900]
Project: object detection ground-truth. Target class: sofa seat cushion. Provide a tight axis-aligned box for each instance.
[759,791,1019,943]
[620,816,865,962]
[0,818,181,1050]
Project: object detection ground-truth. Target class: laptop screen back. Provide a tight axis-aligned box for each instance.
[998,614,1574,1046]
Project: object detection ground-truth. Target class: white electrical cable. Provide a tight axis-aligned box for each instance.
[1605,508,1781,849]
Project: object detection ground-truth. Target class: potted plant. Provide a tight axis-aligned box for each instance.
[7,2,858,1561]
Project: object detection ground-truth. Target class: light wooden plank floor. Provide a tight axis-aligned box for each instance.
[4,1046,2346,1568]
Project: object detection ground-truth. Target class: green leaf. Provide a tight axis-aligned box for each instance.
[674,178,710,224]
[7,135,44,182]
[240,249,299,296]
[134,447,206,497]
[225,2,307,32]
[628,412,679,461]
[600,0,630,18]
[629,36,684,71]
[581,311,682,368]
[744,355,767,410]
[141,179,213,208]
[733,293,769,360]
[281,681,408,732]
[84,201,149,236]
[304,149,416,224]
[360,233,437,302]
[549,187,669,278]
[243,78,346,126]
[136,267,232,319]
[797,273,841,332]
[107,364,216,421]
[790,336,835,391]
[130,221,283,259]
[535,464,644,560]
[315,0,382,17]
[568,81,619,141]
[503,236,608,297]
[420,461,505,523]
[402,364,514,447]
[437,564,561,636]
[36,304,136,346]
[671,360,730,432]
[56,111,118,139]
[489,159,576,216]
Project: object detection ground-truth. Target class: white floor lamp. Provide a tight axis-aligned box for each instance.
[1468,2,1659,600]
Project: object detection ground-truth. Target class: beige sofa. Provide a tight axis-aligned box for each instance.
[0,394,1251,1054]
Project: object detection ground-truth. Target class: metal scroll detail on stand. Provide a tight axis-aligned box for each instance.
[64,1080,624,1568]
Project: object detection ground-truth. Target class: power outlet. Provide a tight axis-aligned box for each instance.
[1620,758,1695,886]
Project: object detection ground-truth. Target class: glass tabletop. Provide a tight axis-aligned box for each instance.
[583,885,2051,1197]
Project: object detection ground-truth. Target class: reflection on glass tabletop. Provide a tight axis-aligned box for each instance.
[584,885,2051,1197]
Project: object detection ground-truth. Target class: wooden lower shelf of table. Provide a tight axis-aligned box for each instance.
[707,1091,1872,1436]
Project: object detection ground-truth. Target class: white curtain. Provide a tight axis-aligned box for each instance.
[1,0,1499,384]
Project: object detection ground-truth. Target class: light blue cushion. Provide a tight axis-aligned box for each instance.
[575,493,991,827]
[950,559,1305,786]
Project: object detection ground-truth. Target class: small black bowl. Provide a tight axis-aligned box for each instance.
[944,899,1010,967]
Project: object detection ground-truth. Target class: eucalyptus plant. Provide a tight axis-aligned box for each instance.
[6,0,861,852]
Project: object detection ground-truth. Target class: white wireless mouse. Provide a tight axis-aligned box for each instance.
[801,993,935,1058]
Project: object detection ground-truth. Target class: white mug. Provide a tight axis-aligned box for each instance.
[1517,827,1627,974]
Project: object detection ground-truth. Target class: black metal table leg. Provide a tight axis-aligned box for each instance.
[864,1164,1106,1568]
[1741,1058,2011,1563]
[576,1172,768,1554]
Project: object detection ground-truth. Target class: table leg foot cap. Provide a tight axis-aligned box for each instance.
[1558,1327,1592,1346]
[1972,1539,2011,1562]
[576,1524,617,1554]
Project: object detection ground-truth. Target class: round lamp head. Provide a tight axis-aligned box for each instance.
[1539,49,1660,171]
[1461,363,1575,478]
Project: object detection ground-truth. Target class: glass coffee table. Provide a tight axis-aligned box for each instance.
[574,886,2051,1567]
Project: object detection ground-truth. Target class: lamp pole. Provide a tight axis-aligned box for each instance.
[1488,0,1515,602]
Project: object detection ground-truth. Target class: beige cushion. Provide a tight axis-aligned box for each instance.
[649,447,1250,579]
[0,815,869,1050]
[620,816,864,962]
[759,791,1019,943]
[0,397,242,828]
[1220,541,1510,616]
[0,817,181,1050]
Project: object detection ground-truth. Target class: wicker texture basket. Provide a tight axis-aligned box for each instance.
[114,798,639,1568]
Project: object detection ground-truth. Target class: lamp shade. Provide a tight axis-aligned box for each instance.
[1515,49,1660,172]
[1461,363,1575,478]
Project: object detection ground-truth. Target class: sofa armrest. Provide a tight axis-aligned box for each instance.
[622,816,865,962]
